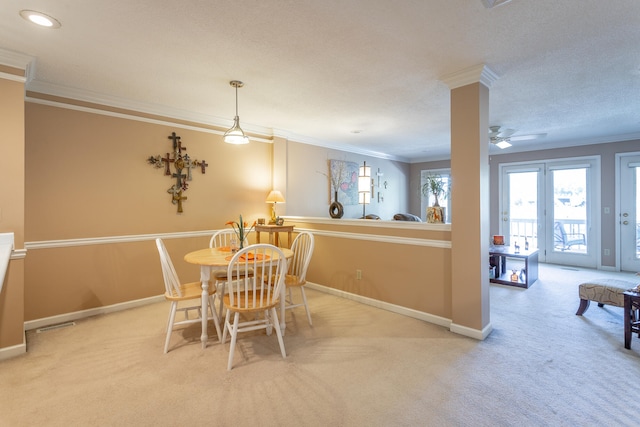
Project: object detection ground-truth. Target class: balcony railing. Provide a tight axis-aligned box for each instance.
[508,218,587,254]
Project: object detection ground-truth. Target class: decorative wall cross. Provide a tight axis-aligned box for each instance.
[147,132,208,213]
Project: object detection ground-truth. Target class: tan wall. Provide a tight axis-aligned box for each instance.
[289,219,453,319]
[22,100,455,329]
[0,76,26,349]
[24,102,274,321]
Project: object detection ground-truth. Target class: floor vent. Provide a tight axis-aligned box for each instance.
[560,267,580,271]
[36,322,76,333]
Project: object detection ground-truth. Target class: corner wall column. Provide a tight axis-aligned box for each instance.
[442,65,498,339]
[0,50,32,359]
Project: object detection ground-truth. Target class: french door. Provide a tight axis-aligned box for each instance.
[500,158,599,268]
[501,164,544,256]
[619,154,640,272]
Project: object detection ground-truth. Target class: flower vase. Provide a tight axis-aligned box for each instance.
[329,190,344,218]
[426,206,445,223]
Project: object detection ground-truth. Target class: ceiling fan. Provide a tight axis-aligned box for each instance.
[488,126,547,149]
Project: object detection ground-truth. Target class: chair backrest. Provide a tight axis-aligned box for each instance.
[289,231,315,284]
[226,244,287,310]
[209,229,248,248]
[155,238,183,298]
[554,221,566,246]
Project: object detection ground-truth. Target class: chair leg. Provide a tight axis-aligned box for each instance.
[576,299,590,316]
[208,295,222,342]
[300,286,312,326]
[164,302,178,353]
[270,307,287,359]
[227,312,240,371]
[216,282,226,322]
[222,310,231,344]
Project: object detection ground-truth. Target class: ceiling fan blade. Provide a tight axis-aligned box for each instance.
[509,133,547,142]
[498,128,516,138]
[488,126,502,138]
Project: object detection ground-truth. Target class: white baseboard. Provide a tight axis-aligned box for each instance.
[307,282,490,340]
[306,282,452,329]
[24,295,165,331]
[0,334,26,361]
[450,321,493,340]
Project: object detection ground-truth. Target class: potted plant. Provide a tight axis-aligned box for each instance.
[422,174,448,223]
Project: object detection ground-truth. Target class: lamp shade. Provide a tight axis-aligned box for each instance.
[358,162,371,205]
[223,116,250,145]
[265,190,285,204]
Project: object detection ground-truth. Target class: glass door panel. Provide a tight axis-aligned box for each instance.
[551,168,587,254]
[620,155,640,272]
[507,171,539,250]
[545,160,598,268]
[500,165,544,260]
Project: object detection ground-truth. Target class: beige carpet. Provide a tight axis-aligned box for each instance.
[1,264,639,426]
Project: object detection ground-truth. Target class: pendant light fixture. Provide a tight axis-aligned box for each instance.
[223,80,250,145]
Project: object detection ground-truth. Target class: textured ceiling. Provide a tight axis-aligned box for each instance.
[1,0,639,162]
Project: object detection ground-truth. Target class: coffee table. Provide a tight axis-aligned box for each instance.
[489,245,539,288]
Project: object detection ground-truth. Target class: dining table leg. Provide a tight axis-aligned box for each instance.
[200,266,211,349]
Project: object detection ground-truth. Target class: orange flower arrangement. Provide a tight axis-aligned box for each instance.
[226,214,256,250]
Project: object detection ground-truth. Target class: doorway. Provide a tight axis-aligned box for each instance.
[500,157,600,268]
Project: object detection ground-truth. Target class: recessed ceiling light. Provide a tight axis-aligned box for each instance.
[351,130,363,134]
[19,10,61,29]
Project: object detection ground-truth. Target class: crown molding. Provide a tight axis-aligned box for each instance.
[272,128,409,162]
[0,48,35,82]
[440,64,499,90]
[26,79,404,161]
[26,79,274,138]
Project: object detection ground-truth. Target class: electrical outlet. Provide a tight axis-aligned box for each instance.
[356,269,362,280]
[604,248,610,256]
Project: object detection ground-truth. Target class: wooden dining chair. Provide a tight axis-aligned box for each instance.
[283,231,315,326]
[155,238,222,353]
[222,244,288,370]
[209,229,252,320]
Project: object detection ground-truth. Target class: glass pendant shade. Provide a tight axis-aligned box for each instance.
[223,116,249,144]
[224,80,250,145]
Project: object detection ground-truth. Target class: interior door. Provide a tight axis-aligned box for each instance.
[619,154,640,272]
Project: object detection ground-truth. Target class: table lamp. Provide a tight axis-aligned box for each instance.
[266,190,285,224]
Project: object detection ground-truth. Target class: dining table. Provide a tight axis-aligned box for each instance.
[184,245,294,349]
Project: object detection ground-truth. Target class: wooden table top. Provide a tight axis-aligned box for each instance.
[184,247,293,267]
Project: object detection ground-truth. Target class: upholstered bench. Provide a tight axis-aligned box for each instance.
[576,279,637,315]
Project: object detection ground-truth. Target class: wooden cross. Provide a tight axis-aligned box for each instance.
[197,159,209,174]
[167,185,187,213]
[168,132,181,151]
[161,152,174,176]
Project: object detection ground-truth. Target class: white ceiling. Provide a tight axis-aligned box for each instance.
[1,0,639,162]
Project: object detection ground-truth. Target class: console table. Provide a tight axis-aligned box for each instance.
[489,245,539,288]
[255,224,294,248]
